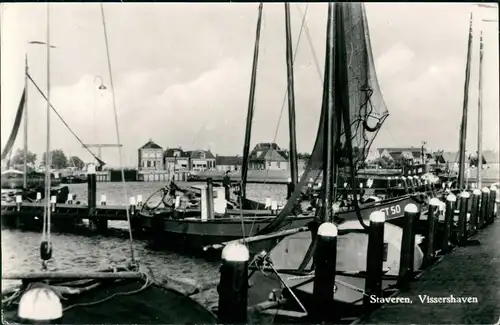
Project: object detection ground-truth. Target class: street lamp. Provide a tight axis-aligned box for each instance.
[94,76,107,90]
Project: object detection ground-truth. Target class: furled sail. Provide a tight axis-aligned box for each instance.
[257,3,388,235]
[1,88,26,161]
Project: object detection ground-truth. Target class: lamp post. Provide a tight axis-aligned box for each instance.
[92,76,107,147]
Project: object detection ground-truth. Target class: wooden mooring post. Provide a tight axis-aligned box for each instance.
[487,185,496,224]
[311,222,337,323]
[469,189,481,235]
[457,191,470,246]
[217,242,249,324]
[364,211,385,310]
[87,165,107,233]
[441,194,456,254]
[479,187,489,229]
[398,203,418,286]
[423,198,440,267]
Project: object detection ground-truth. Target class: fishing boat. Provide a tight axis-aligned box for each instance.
[139,3,428,254]
[1,4,217,324]
[233,6,476,321]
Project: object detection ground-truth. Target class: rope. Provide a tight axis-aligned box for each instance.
[245,3,312,239]
[26,73,103,164]
[63,273,152,312]
[100,4,136,266]
[40,3,52,272]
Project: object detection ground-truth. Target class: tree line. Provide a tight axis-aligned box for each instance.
[7,148,86,170]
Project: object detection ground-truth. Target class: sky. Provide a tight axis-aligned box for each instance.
[1,2,499,168]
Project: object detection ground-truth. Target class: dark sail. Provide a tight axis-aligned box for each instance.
[257,3,389,235]
[1,88,26,161]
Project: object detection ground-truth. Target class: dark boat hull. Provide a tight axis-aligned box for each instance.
[141,195,422,254]
[2,276,216,324]
[1,175,62,190]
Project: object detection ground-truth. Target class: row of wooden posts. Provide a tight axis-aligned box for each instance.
[215,185,498,323]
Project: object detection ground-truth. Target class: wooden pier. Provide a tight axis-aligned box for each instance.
[353,217,500,325]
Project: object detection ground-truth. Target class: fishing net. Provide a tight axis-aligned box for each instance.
[258,3,389,235]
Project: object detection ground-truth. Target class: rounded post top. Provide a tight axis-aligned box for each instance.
[222,242,250,262]
[87,164,96,174]
[18,286,63,321]
[460,191,471,198]
[482,187,490,193]
[287,177,292,183]
[490,185,497,191]
[369,211,385,223]
[401,176,406,180]
[429,197,441,206]
[404,203,418,213]
[473,189,481,195]
[446,193,457,202]
[318,222,338,237]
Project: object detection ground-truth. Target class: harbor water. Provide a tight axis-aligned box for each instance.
[2,166,498,309]
[1,181,289,309]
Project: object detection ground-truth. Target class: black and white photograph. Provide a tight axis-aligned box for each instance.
[1,2,499,324]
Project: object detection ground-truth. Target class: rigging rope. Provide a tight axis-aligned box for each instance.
[26,74,104,166]
[245,3,311,239]
[100,4,136,266]
[40,3,52,271]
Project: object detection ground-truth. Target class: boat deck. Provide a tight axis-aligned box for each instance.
[355,219,500,325]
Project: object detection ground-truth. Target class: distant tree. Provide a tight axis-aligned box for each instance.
[10,148,37,166]
[42,149,68,169]
[69,156,85,169]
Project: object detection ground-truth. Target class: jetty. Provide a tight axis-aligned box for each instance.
[353,218,500,324]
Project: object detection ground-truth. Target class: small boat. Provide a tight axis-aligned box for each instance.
[1,169,62,190]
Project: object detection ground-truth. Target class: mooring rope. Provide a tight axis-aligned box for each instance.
[100,4,136,266]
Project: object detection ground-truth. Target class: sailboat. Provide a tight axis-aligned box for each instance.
[1,4,217,324]
[237,6,478,321]
[138,3,425,254]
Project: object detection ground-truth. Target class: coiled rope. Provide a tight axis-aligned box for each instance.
[100,4,136,266]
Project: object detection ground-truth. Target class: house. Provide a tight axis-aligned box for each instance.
[185,150,216,171]
[216,155,242,172]
[248,142,289,170]
[365,149,381,163]
[378,147,431,165]
[164,148,190,171]
[138,139,164,171]
[470,150,499,168]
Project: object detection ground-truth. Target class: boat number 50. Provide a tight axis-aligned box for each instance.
[380,205,401,216]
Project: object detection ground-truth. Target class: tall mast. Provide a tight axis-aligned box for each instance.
[457,13,473,189]
[476,31,484,189]
[23,54,28,187]
[284,3,298,186]
[240,3,263,199]
[321,2,335,223]
[45,3,52,229]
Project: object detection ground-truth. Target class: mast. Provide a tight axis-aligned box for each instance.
[23,54,28,187]
[457,13,473,189]
[284,3,298,186]
[476,31,484,189]
[240,3,263,199]
[321,2,335,223]
[45,3,52,231]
